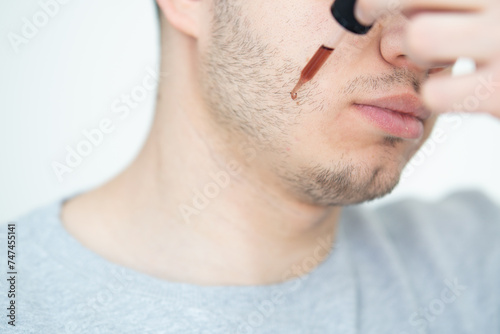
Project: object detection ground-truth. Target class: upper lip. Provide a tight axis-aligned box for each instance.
[354,94,432,121]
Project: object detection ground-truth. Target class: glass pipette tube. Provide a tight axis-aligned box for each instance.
[290,29,347,100]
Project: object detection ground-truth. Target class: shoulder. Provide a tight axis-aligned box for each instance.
[342,189,500,288]
[343,189,500,244]
[371,190,500,275]
[372,189,500,250]
[342,191,500,331]
[356,189,500,299]
[1,200,62,238]
[375,189,500,224]
[0,200,61,253]
[0,200,64,264]
[0,200,66,333]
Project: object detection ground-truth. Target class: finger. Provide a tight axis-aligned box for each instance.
[355,0,489,26]
[405,12,500,65]
[421,63,500,118]
[399,0,489,18]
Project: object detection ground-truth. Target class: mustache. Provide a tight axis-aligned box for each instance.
[340,68,422,96]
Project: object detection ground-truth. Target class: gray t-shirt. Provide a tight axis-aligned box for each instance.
[1,190,499,334]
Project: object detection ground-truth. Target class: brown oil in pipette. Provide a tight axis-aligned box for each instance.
[290,45,334,100]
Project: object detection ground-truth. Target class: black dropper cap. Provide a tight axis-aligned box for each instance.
[331,0,372,35]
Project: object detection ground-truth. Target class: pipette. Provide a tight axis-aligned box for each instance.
[290,0,373,100]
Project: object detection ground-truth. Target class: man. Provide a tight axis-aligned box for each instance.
[2,0,499,333]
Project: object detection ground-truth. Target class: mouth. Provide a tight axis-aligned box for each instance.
[352,93,432,140]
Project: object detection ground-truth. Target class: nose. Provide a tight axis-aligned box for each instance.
[379,14,450,77]
[379,15,426,73]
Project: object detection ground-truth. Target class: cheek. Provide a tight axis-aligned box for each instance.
[287,105,435,171]
[245,0,335,59]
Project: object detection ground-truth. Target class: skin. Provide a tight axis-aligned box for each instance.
[61,0,442,286]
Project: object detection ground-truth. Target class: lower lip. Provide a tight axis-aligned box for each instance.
[353,104,424,139]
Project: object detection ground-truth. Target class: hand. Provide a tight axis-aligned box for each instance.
[355,0,500,118]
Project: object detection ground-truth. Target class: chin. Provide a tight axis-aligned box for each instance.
[285,159,403,207]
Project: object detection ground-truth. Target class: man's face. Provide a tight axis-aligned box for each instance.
[195,0,439,206]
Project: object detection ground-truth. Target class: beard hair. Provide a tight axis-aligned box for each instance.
[278,157,403,206]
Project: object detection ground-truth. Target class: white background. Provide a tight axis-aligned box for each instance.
[1,0,499,223]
